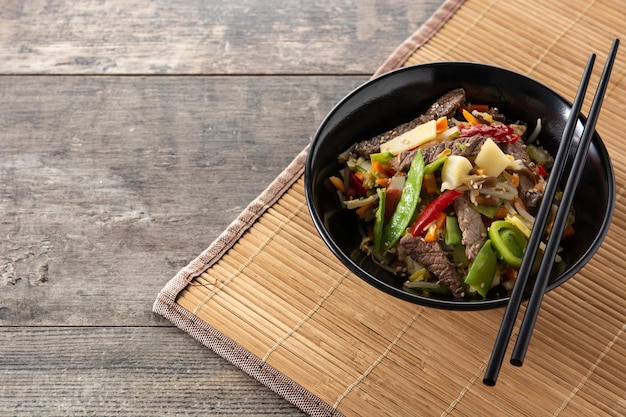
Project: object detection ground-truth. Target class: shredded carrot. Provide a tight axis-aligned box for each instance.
[511,172,520,188]
[424,212,447,242]
[504,267,519,282]
[329,176,344,192]
[423,173,438,194]
[462,108,480,125]
[376,177,390,187]
[493,206,509,220]
[354,171,365,182]
[355,202,375,217]
[372,160,388,176]
[436,116,449,134]
[562,224,575,238]
[424,226,437,242]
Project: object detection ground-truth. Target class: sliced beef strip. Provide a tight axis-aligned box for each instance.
[390,135,488,173]
[420,88,467,121]
[501,141,544,209]
[500,140,532,166]
[400,235,465,298]
[453,193,487,261]
[353,88,466,157]
[388,150,416,173]
[518,168,543,209]
[488,109,507,123]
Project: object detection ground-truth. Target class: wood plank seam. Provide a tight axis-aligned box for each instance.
[150,0,626,414]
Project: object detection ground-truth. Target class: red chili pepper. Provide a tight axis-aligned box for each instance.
[460,123,519,143]
[411,190,463,236]
[536,164,548,177]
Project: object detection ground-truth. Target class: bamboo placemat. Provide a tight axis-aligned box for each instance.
[154,0,626,415]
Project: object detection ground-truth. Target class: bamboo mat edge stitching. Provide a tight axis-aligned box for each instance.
[153,147,345,416]
[152,0,467,416]
[373,0,467,77]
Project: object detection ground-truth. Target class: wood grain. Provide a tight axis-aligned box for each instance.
[0,75,366,326]
[0,0,447,414]
[0,326,305,415]
[0,0,441,75]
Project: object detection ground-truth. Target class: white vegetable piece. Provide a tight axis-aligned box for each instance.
[379,119,437,155]
[474,138,511,177]
[441,155,473,191]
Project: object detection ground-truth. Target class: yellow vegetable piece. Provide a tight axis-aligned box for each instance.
[441,155,472,191]
[379,119,437,155]
[474,138,511,177]
[504,214,532,238]
[408,267,428,282]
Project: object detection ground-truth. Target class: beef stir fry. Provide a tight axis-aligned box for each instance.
[330,88,573,299]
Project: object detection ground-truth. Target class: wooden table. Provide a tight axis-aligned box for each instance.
[0,1,445,414]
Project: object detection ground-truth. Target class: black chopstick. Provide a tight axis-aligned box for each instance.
[511,38,620,366]
[482,52,598,386]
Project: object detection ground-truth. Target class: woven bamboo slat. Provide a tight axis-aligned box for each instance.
[157,0,626,415]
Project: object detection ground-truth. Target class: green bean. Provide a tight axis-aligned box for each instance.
[381,149,424,251]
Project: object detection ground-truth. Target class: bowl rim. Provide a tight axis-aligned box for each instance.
[304,61,616,310]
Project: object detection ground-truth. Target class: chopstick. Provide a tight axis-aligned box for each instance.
[483,38,620,386]
[482,52,595,386]
[511,38,620,366]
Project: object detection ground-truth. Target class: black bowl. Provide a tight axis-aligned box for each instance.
[305,62,615,310]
